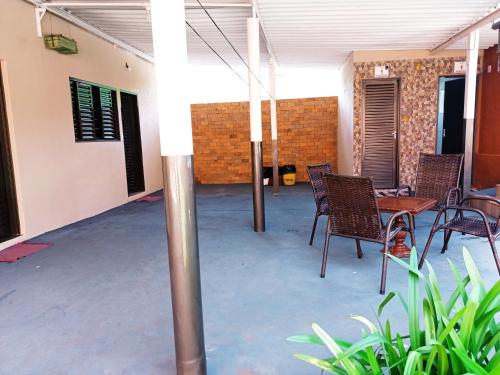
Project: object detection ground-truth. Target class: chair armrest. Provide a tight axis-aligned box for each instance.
[461,195,500,207]
[395,184,412,197]
[460,195,500,231]
[385,210,413,239]
[441,205,497,236]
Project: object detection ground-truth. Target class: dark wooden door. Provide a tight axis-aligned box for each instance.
[0,67,20,241]
[120,92,145,195]
[361,79,399,189]
[442,77,465,154]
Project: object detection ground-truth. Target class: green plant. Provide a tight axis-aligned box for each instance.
[287,248,500,374]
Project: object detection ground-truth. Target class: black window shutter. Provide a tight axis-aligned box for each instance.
[99,87,120,140]
[69,78,119,142]
[76,81,96,140]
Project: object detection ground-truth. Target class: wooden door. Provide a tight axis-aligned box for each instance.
[361,79,399,188]
[0,67,20,241]
[120,92,145,195]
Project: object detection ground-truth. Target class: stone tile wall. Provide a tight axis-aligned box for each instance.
[191,97,338,184]
[353,57,465,186]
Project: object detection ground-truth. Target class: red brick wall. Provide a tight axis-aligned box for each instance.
[191,97,338,184]
[474,45,500,189]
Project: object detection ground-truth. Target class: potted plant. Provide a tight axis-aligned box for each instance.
[288,248,499,374]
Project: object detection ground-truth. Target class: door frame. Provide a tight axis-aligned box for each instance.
[0,64,20,241]
[361,78,400,188]
[435,74,465,154]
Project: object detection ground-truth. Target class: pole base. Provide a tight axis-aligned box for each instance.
[251,141,265,232]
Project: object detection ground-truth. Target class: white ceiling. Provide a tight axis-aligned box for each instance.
[37,0,500,67]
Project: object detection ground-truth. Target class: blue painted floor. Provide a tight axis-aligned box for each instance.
[0,184,498,374]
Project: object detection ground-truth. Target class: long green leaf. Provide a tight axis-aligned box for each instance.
[407,249,421,349]
[387,251,426,280]
[478,330,500,363]
[453,348,489,375]
[294,353,336,373]
[350,315,378,334]
[330,334,388,367]
[427,262,446,319]
[287,334,325,345]
[312,323,360,375]
[486,350,500,373]
[364,344,382,375]
[459,285,480,348]
[378,291,408,316]
[463,247,486,295]
[403,351,421,375]
[423,298,436,344]
[476,279,500,319]
[447,258,469,306]
[424,341,449,375]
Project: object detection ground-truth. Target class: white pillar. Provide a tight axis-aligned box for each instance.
[269,58,279,194]
[150,1,206,374]
[248,18,262,143]
[463,30,480,195]
[247,17,265,231]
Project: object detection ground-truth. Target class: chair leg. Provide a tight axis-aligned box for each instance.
[320,225,331,278]
[442,210,448,251]
[355,239,363,259]
[379,243,389,295]
[488,237,500,275]
[441,230,453,254]
[419,229,438,269]
[412,214,416,230]
[309,212,319,246]
[409,219,416,249]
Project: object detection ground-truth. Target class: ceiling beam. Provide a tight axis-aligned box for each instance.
[431,6,500,54]
[41,2,253,9]
[25,0,154,63]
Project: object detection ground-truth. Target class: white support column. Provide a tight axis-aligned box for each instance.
[150,1,206,374]
[269,58,279,194]
[247,17,265,231]
[463,30,480,196]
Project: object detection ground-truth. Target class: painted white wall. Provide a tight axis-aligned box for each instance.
[0,0,162,250]
[337,54,354,175]
[186,63,340,104]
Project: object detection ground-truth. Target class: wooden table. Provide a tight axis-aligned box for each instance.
[377,196,437,258]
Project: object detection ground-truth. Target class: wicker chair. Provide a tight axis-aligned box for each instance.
[396,153,463,237]
[419,196,500,274]
[321,174,415,294]
[306,163,333,246]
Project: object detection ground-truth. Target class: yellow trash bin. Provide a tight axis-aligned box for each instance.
[283,173,296,186]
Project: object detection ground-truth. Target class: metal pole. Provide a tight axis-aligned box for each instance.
[463,30,479,196]
[269,58,279,194]
[150,1,206,374]
[247,17,265,232]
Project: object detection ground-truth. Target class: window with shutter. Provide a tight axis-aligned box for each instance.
[361,79,399,189]
[69,78,120,142]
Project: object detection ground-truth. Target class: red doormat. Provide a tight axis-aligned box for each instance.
[0,242,51,263]
[136,195,162,203]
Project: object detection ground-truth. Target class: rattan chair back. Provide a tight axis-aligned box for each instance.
[414,153,463,206]
[322,174,383,240]
[306,163,333,209]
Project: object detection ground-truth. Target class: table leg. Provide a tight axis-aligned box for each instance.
[388,216,411,258]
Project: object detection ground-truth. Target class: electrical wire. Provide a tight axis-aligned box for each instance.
[194,0,274,99]
[185,21,249,87]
